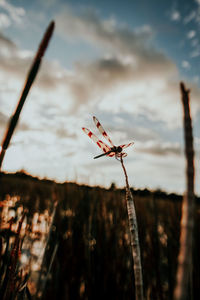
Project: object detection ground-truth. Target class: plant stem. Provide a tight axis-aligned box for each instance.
[173,82,195,300]
[0,21,55,171]
[2,212,26,300]
[120,156,144,300]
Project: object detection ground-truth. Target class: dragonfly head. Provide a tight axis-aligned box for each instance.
[117,146,122,153]
[111,146,122,153]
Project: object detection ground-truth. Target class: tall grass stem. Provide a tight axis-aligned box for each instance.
[0,21,55,171]
[120,156,144,300]
[174,82,195,300]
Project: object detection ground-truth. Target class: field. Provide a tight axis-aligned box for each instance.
[0,171,199,300]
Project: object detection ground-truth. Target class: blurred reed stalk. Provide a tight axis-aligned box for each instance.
[0,20,55,172]
[174,82,195,300]
[120,156,144,300]
[36,199,58,298]
[2,212,26,300]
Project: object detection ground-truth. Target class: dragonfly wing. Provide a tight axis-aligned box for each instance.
[82,127,111,153]
[93,116,114,147]
[119,142,134,149]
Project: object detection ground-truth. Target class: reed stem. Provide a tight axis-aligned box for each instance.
[120,156,144,300]
[0,21,55,171]
[173,82,195,300]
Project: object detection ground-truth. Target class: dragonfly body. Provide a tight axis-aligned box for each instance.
[82,116,134,159]
[93,146,123,159]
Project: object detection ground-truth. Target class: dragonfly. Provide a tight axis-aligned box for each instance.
[82,116,134,159]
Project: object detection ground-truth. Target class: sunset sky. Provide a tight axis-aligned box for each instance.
[0,0,200,194]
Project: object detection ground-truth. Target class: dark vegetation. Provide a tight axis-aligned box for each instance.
[0,171,200,300]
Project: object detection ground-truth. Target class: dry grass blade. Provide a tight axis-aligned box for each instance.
[120,155,144,300]
[0,21,55,171]
[173,82,195,300]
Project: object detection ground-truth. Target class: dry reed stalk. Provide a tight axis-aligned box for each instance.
[173,82,195,300]
[36,199,58,298]
[2,212,26,300]
[0,21,55,171]
[120,156,144,300]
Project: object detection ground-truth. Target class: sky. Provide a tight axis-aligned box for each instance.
[0,0,200,195]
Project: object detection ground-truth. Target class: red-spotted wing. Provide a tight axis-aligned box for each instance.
[119,142,134,149]
[93,116,114,147]
[83,117,134,159]
[82,127,111,153]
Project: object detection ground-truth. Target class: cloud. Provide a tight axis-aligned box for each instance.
[0,32,16,49]
[136,141,182,157]
[0,0,25,25]
[187,30,196,39]
[107,121,159,144]
[193,76,199,83]
[0,111,7,126]
[0,13,11,28]
[182,60,191,69]
[191,39,198,47]
[183,11,196,24]
[56,8,174,69]
[170,10,181,21]
[69,58,179,123]
[1,7,200,133]
[190,49,200,58]
[0,33,33,79]
[56,10,175,92]
[0,8,181,125]
[55,127,76,139]
[0,32,71,91]
[55,8,200,126]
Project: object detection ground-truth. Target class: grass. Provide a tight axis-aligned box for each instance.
[0,172,200,299]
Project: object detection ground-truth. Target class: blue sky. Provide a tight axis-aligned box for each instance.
[0,0,200,194]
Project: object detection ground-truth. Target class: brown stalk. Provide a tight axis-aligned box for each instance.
[0,21,55,171]
[173,82,195,300]
[120,155,144,300]
[36,199,58,298]
[2,212,26,300]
